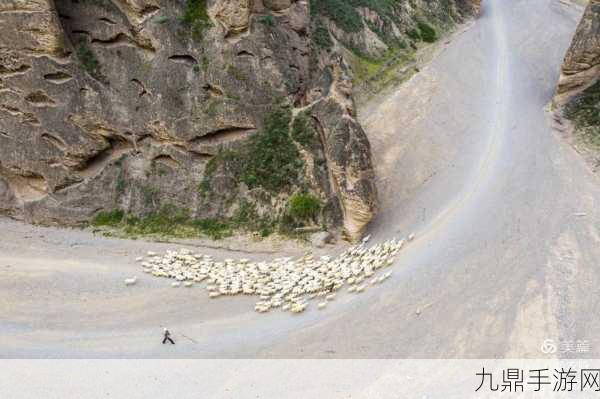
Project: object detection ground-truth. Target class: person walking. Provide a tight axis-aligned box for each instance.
[162,328,175,345]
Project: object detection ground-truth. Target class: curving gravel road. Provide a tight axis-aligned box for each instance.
[1,0,598,358]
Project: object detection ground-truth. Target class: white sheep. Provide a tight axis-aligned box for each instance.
[124,277,138,286]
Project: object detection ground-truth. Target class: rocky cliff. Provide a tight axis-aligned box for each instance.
[0,0,478,240]
[554,0,600,168]
[555,0,599,105]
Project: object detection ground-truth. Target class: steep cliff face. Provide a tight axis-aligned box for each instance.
[312,0,479,58]
[310,0,480,102]
[554,0,600,168]
[555,0,599,106]
[0,0,478,240]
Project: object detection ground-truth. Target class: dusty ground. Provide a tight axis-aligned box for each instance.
[2,0,599,358]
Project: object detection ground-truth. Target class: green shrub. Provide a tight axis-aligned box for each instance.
[259,15,275,26]
[310,0,363,32]
[417,21,437,43]
[118,206,232,239]
[312,19,333,50]
[90,203,279,240]
[231,200,275,236]
[407,28,420,41]
[123,206,187,235]
[76,44,104,81]
[291,112,319,148]
[190,218,232,240]
[232,200,259,225]
[287,194,321,222]
[92,209,124,226]
[181,0,212,40]
[199,105,304,194]
[241,107,303,191]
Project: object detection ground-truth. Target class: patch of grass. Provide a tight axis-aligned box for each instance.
[347,41,416,96]
[181,0,212,41]
[195,105,315,238]
[407,28,420,41]
[76,44,105,82]
[189,218,232,240]
[92,209,124,226]
[287,194,321,222]
[312,18,333,50]
[291,111,319,148]
[231,200,275,237]
[417,21,437,43]
[348,52,386,83]
[123,206,189,236]
[90,197,324,241]
[565,80,600,149]
[90,203,280,240]
[93,206,234,240]
[310,0,363,32]
[241,107,303,191]
[200,105,304,194]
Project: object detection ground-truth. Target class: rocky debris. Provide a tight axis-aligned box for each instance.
[554,0,600,107]
[137,235,408,314]
[310,231,333,248]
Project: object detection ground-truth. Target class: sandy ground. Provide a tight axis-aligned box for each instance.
[2,0,599,358]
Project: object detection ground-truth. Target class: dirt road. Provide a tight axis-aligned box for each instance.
[2,0,598,358]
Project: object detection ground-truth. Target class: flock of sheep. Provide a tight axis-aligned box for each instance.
[132,234,414,313]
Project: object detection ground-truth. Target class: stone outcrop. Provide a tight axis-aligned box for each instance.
[0,0,480,240]
[554,0,600,107]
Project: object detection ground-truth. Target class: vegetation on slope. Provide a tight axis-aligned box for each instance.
[565,80,600,149]
[181,0,212,40]
[200,105,304,194]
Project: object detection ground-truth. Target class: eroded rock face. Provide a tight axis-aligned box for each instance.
[211,0,251,36]
[0,0,66,56]
[555,0,600,106]
[310,57,377,239]
[0,0,479,240]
